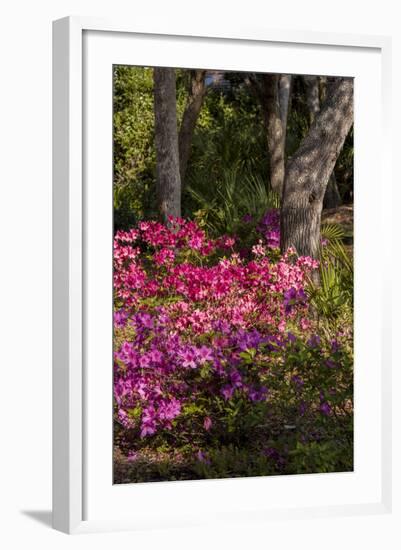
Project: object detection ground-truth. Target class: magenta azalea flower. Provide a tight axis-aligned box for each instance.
[319,402,331,416]
[178,348,197,369]
[221,385,235,400]
[112,216,341,443]
[195,345,214,364]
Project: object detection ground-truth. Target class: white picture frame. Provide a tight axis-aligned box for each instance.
[52,16,392,534]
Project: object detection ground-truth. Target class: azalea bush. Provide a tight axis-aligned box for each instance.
[113,212,353,483]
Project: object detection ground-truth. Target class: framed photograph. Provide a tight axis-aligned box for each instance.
[52,16,392,534]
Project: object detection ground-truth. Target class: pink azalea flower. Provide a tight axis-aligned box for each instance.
[203,416,212,431]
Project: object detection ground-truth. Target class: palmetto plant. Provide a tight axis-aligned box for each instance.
[186,167,279,236]
[183,106,274,235]
[307,223,353,319]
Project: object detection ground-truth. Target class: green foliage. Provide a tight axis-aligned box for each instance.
[187,168,278,238]
[187,93,264,174]
[199,332,350,473]
[113,66,156,223]
[185,108,276,239]
[181,80,271,233]
[191,445,275,479]
[113,68,354,228]
[320,222,345,242]
[307,223,353,320]
[288,439,352,474]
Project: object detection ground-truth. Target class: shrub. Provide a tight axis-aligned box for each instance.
[113,215,353,481]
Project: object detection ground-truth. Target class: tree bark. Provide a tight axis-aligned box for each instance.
[279,74,292,150]
[304,75,320,124]
[304,75,342,210]
[178,69,207,186]
[246,74,286,196]
[280,77,353,258]
[261,74,286,196]
[153,67,181,223]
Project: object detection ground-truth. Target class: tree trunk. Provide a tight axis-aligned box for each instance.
[304,75,342,210]
[278,74,292,150]
[246,74,286,196]
[153,67,181,223]
[261,74,285,196]
[280,77,353,259]
[178,69,207,186]
[304,75,320,123]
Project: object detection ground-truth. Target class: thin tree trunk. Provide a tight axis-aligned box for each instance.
[178,69,207,187]
[153,67,181,223]
[279,74,292,150]
[261,74,285,197]
[280,77,353,259]
[304,75,320,123]
[246,74,286,196]
[304,75,342,210]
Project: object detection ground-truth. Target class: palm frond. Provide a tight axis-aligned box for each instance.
[321,222,345,242]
